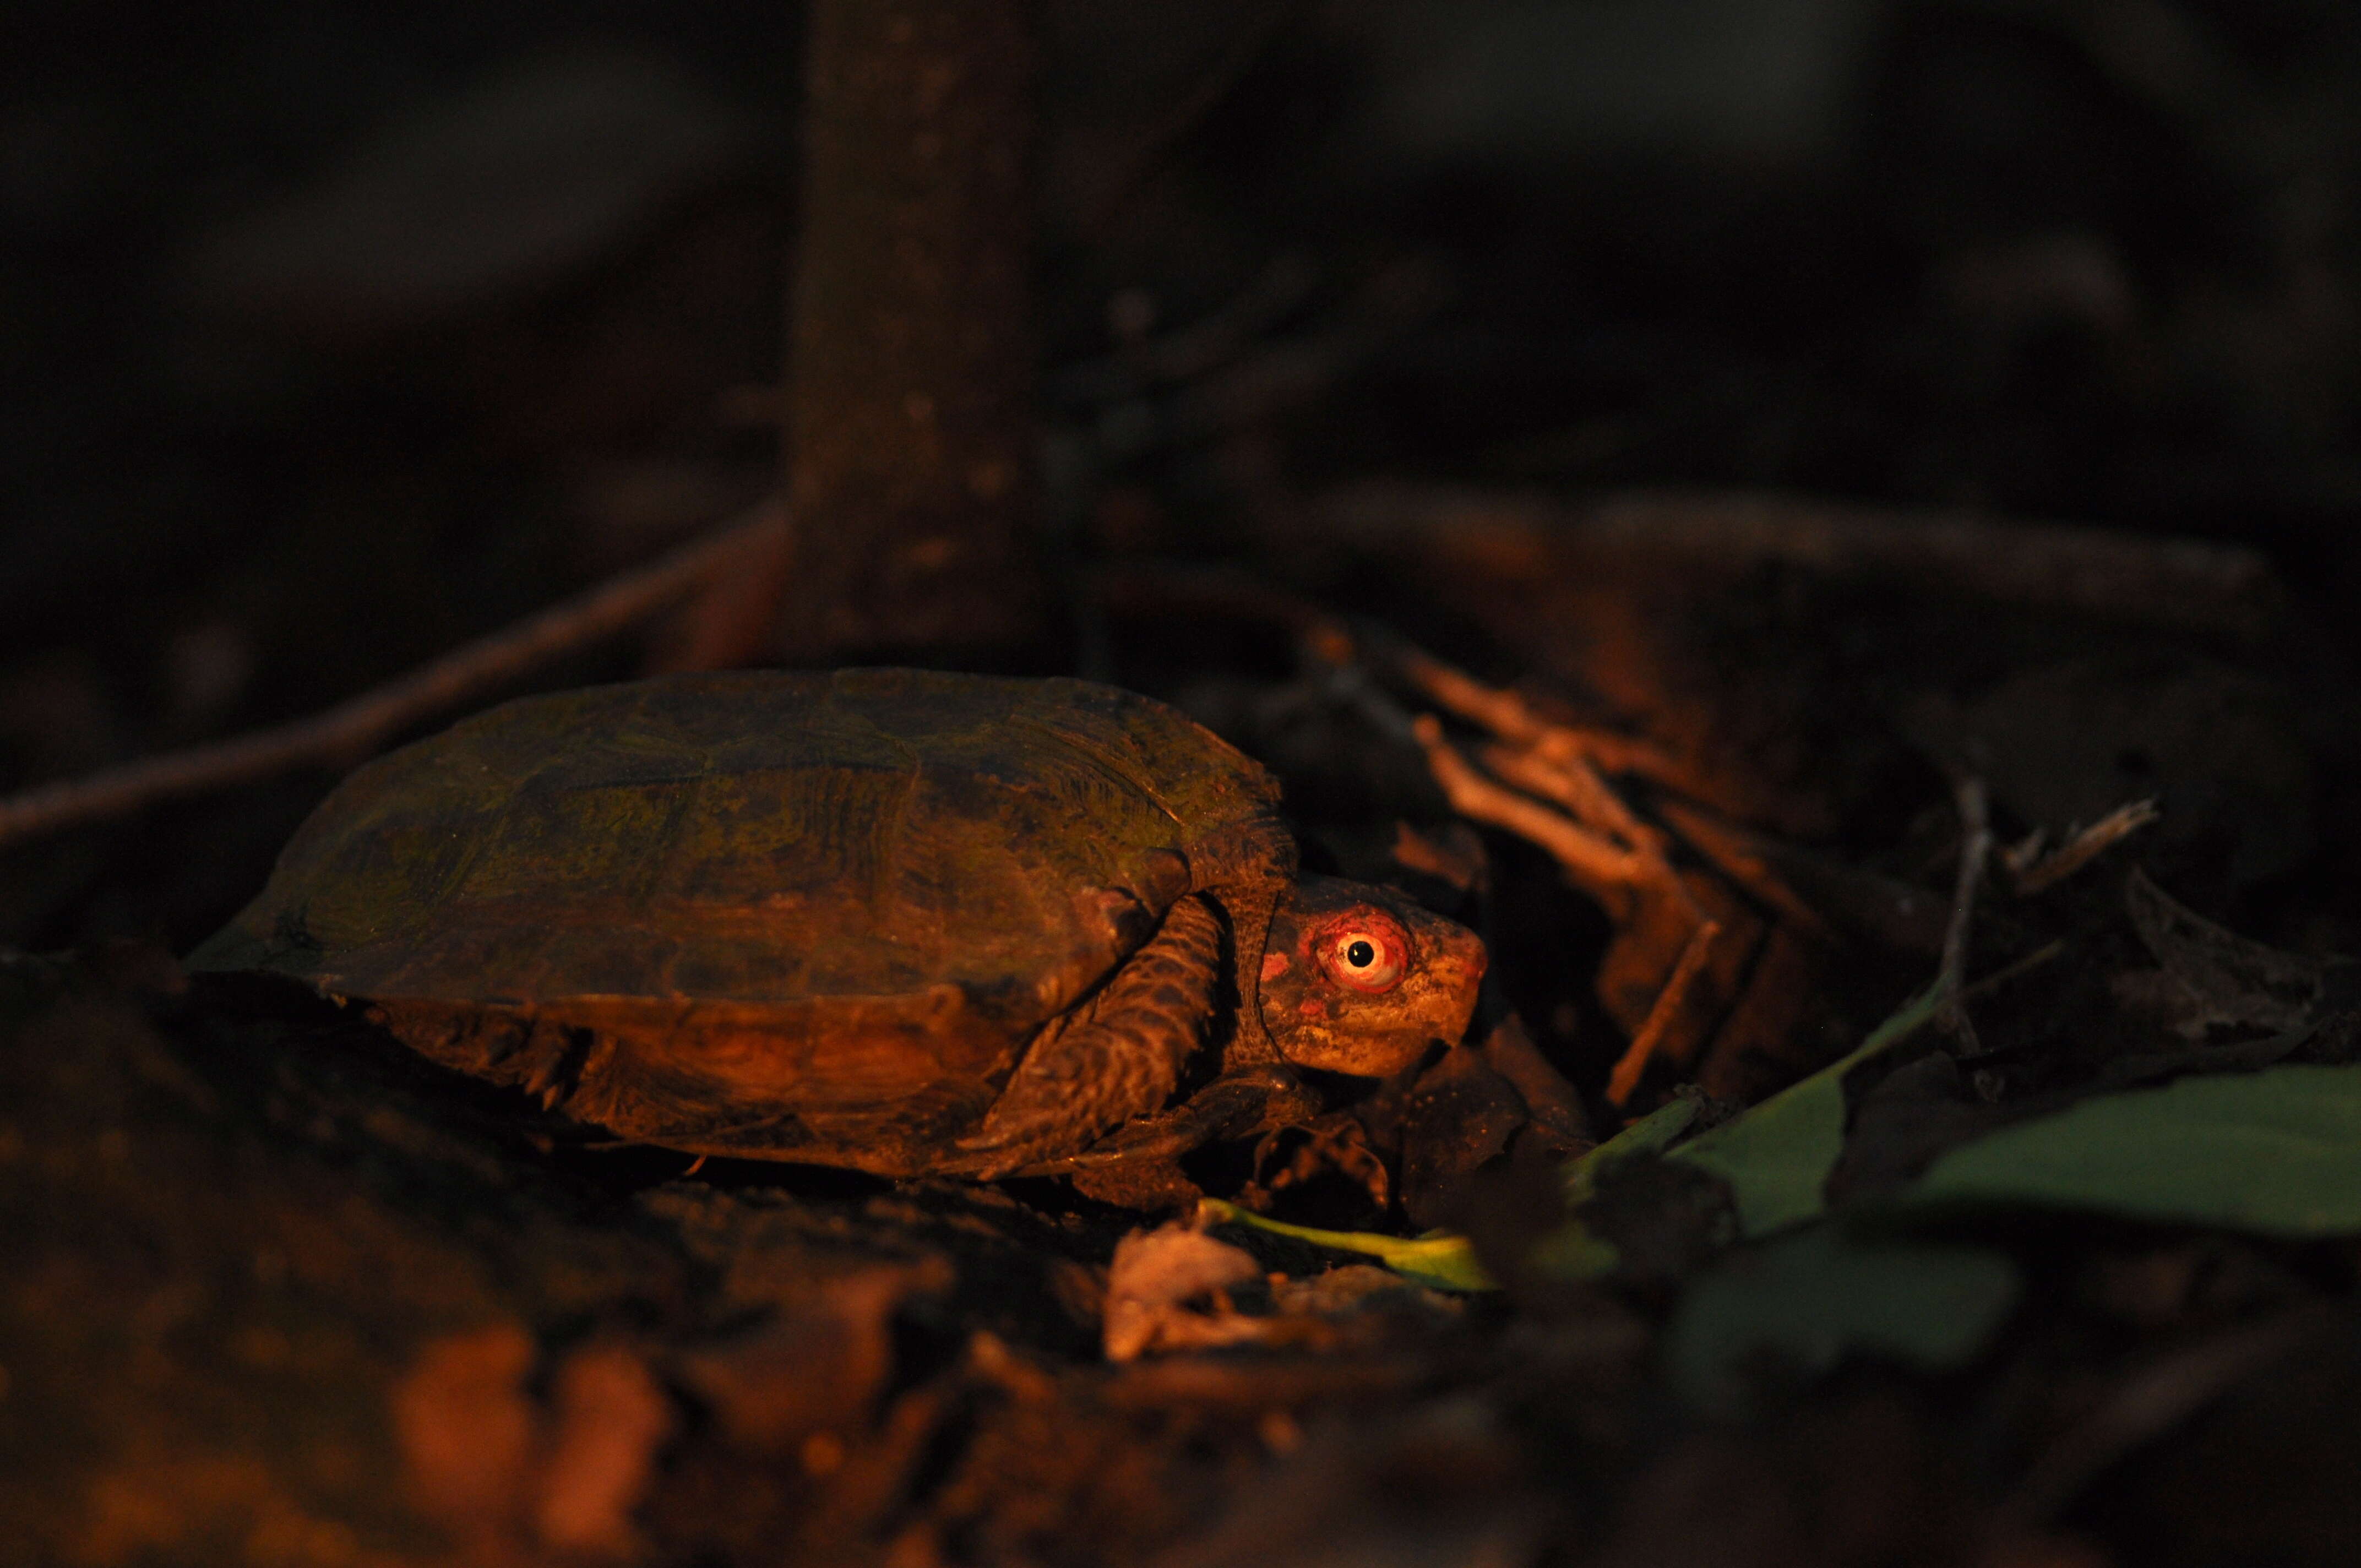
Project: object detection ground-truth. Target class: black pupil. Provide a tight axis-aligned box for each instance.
[1345,939,1376,968]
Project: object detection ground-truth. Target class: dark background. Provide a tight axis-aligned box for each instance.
[6,0,2358,952]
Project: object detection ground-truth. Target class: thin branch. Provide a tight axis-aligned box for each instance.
[2008,797,2162,894]
[1647,799,1832,938]
[1961,940,2066,1007]
[1391,645,1549,748]
[1936,777,1994,1052]
[1606,918,1722,1107]
[1084,564,1690,800]
[0,504,787,850]
[1945,941,2070,1064]
[1411,715,1650,897]
[1321,483,2286,640]
[1476,739,1667,859]
[1475,737,1702,926]
[1078,567,1710,930]
[1381,637,1691,789]
[1069,1,1308,238]
[1853,939,2072,1065]
[1052,252,1320,406]
[1994,1310,2319,1537]
[1399,644,1707,931]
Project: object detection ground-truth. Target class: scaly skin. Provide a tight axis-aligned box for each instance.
[962,878,1488,1176]
[960,894,1224,1175]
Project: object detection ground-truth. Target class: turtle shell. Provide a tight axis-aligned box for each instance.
[190,668,1297,1173]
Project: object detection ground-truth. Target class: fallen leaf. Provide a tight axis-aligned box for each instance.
[1667,1226,2020,1414]
[1527,1096,1699,1281]
[1910,1063,2361,1235]
[1103,1222,1269,1361]
[1196,1199,1496,1293]
[1669,986,1946,1237]
[2125,868,2335,1036]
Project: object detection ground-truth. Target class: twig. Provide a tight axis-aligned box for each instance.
[1476,739,1667,860]
[1052,252,1320,406]
[1993,1310,2318,1537]
[1383,639,1688,787]
[1606,919,1722,1107]
[1152,258,1446,451]
[1080,568,1707,930]
[1936,777,1994,1052]
[0,504,787,849]
[1400,648,1705,929]
[2008,797,2162,894]
[1851,940,2072,1065]
[1411,716,1650,896]
[1320,484,2286,640]
[1961,940,2065,1006]
[1084,567,1688,798]
[1069,1,1308,238]
[1390,644,1549,748]
[1647,799,1834,939]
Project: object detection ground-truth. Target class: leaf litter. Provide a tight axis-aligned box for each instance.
[14,507,2361,1566]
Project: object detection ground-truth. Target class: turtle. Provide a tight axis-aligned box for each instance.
[188,668,1487,1188]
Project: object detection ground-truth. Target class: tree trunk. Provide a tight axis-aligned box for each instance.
[776,0,1045,662]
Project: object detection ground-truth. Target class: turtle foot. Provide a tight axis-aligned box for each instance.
[1068,1066,1308,1169]
[1067,1159,1201,1212]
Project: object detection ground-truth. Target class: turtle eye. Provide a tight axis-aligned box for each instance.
[1314,912,1409,994]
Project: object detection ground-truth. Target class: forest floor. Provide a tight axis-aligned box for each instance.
[10,7,2361,1562]
[9,489,2361,1567]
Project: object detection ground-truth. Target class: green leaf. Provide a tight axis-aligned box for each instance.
[1669,986,1946,1237]
[1667,1224,2020,1414]
[1195,1198,1497,1292]
[1524,1224,1619,1280]
[1526,1096,1699,1281]
[1910,1063,2361,1236]
[1563,1096,1699,1207]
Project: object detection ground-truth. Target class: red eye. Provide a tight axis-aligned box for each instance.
[1314,913,1409,993]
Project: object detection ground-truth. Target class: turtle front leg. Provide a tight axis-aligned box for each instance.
[958,894,1222,1178]
[1066,1065,1316,1166]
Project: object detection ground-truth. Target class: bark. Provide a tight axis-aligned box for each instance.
[777,0,1045,660]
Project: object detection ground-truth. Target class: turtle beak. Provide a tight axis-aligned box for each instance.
[1412,911,1487,1042]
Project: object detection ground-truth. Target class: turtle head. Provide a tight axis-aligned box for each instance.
[1256,874,1487,1077]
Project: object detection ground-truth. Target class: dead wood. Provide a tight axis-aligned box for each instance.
[1606,919,1722,1108]
[1318,484,2288,640]
[0,507,785,850]
[1936,777,1995,1053]
[2006,798,2163,895]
